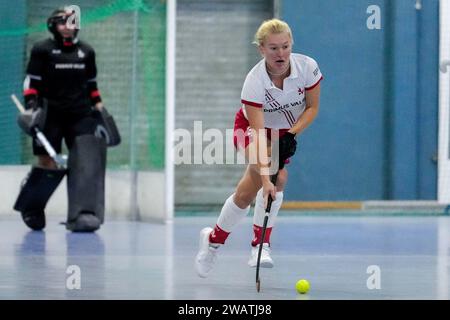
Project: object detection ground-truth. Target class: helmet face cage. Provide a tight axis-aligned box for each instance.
[51,15,68,26]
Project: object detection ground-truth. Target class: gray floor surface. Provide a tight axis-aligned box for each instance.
[1,215,449,300]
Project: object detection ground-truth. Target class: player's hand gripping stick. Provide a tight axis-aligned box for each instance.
[11,94,67,169]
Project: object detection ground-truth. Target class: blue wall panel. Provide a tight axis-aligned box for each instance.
[390,0,419,199]
[281,0,438,200]
[417,1,439,199]
[283,0,387,200]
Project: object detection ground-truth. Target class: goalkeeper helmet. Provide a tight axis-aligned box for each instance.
[47,6,79,46]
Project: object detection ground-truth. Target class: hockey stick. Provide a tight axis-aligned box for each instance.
[11,94,67,169]
[256,171,279,292]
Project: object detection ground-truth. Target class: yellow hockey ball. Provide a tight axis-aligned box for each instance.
[296,279,310,294]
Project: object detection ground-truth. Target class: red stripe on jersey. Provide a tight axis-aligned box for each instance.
[306,76,323,91]
[281,110,294,127]
[90,90,101,98]
[285,110,294,125]
[24,88,38,96]
[265,90,276,101]
[288,110,296,124]
[241,99,263,108]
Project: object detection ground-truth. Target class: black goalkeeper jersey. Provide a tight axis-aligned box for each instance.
[25,38,101,114]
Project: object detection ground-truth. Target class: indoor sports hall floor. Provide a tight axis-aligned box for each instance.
[0,213,449,300]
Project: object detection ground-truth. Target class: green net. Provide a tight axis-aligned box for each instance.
[0,0,166,170]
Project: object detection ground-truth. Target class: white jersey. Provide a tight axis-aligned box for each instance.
[240,53,323,129]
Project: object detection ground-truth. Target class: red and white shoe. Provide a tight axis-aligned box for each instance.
[195,227,220,278]
[248,243,273,268]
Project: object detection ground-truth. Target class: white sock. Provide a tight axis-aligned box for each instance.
[253,188,283,227]
[217,193,250,232]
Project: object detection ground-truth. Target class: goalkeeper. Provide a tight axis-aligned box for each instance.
[14,7,117,232]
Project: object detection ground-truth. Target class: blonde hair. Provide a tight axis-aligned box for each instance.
[253,18,293,46]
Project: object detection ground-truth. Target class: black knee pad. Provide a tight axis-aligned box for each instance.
[66,135,106,232]
[14,166,66,230]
